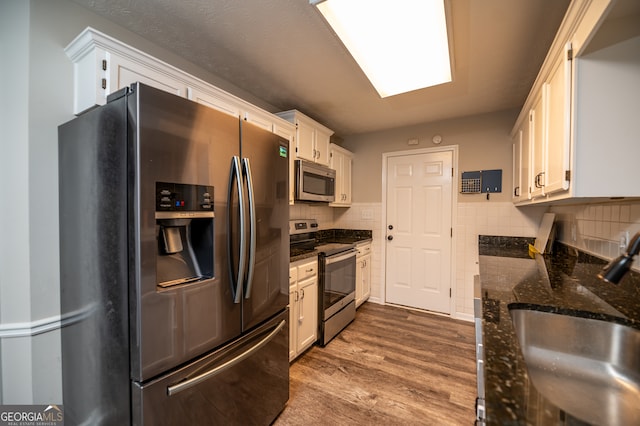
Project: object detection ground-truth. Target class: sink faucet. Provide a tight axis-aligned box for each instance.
[599,231,640,284]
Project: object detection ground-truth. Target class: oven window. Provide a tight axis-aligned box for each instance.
[323,255,356,310]
[303,172,334,196]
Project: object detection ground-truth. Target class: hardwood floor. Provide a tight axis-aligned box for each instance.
[274,302,477,425]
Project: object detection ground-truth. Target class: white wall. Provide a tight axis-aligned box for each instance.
[0,0,32,403]
[342,110,518,204]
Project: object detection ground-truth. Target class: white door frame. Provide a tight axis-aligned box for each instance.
[381,146,459,316]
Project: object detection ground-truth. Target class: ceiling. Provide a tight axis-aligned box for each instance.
[71,0,572,137]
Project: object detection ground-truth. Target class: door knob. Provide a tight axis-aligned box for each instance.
[388,225,393,230]
[387,235,393,241]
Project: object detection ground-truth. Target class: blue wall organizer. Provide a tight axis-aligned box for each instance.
[461,169,502,194]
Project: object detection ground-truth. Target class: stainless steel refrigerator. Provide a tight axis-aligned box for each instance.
[58,82,290,425]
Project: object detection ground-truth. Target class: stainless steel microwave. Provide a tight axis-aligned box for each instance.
[295,159,336,202]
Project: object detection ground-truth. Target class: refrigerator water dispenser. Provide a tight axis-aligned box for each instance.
[155,182,214,288]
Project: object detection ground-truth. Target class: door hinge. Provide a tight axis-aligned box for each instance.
[101,78,107,89]
[565,170,571,181]
[451,168,454,177]
[102,59,107,71]
[567,47,573,61]
[449,288,452,298]
[450,228,453,238]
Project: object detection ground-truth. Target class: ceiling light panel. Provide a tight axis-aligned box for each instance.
[312,0,452,98]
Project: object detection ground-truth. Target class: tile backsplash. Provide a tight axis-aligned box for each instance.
[550,200,640,269]
[289,203,383,302]
[456,202,548,317]
[288,203,335,229]
[289,199,640,321]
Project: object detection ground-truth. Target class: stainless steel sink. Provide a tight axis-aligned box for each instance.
[510,307,640,426]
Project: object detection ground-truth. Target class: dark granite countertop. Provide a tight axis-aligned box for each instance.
[289,229,372,263]
[315,228,372,245]
[478,236,640,425]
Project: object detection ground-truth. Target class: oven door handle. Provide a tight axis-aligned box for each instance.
[325,248,357,265]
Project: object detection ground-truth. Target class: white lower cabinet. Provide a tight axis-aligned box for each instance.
[355,242,372,308]
[289,258,318,361]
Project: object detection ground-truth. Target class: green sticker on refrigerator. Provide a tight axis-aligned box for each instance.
[279,146,288,158]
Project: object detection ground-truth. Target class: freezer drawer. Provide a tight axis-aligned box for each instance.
[132,310,289,425]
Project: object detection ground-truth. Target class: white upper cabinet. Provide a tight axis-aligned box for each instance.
[524,42,572,201]
[329,143,353,207]
[512,109,532,203]
[313,127,332,167]
[276,110,334,167]
[187,86,241,118]
[542,43,572,195]
[529,92,546,199]
[65,28,191,113]
[64,27,296,142]
[512,131,523,202]
[511,0,640,204]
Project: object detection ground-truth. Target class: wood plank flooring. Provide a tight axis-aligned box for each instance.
[274,302,477,425]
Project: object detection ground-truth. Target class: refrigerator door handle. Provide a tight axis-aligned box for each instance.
[166,319,286,396]
[242,157,257,299]
[228,156,245,304]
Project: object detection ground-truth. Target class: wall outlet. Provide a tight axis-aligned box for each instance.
[361,209,374,220]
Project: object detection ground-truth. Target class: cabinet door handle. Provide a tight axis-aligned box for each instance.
[298,289,304,322]
[514,186,520,197]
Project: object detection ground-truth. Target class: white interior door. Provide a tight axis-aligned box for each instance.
[385,150,453,314]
